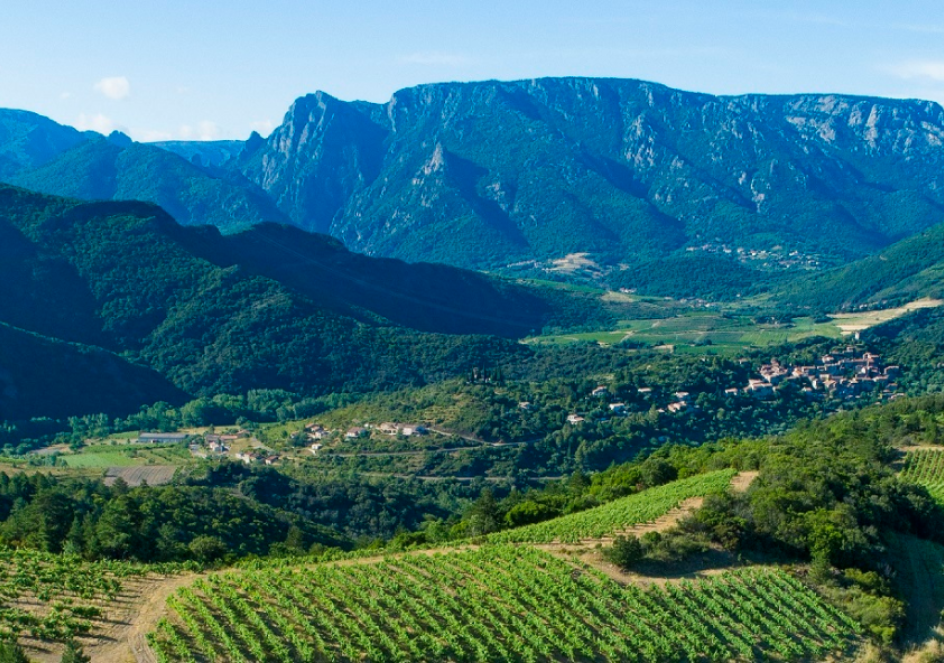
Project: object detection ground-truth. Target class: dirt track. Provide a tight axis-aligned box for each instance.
[539,470,760,585]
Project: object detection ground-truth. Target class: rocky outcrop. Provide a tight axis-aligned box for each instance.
[236,78,944,271]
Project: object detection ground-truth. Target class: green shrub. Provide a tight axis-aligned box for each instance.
[602,534,643,568]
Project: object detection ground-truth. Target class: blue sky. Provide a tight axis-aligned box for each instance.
[3,0,944,141]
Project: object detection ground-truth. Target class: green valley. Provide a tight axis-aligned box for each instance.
[6,66,944,663]
[528,299,943,354]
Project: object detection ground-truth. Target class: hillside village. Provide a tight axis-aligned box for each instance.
[141,429,288,466]
[570,346,901,423]
[685,242,826,270]
[137,420,437,462]
[134,347,903,461]
[746,347,900,400]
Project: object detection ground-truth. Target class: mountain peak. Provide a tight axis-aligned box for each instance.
[106,131,133,148]
[243,130,265,154]
[287,91,343,117]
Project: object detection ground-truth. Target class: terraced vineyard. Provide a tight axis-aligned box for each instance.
[487,469,736,544]
[148,545,860,662]
[900,449,944,501]
[0,547,150,642]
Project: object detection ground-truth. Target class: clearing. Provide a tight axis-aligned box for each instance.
[831,298,943,335]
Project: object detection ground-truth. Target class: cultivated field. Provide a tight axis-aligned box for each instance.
[528,312,841,351]
[831,298,943,335]
[486,469,736,544]
[0,547,186,662]
[900,449,944,502]
[104,465,178,487]
[148,546,860,662]
[0,470,862,663]
[528,299,943,352]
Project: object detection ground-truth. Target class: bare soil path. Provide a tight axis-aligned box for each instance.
[540,470,760,583]
[19,573,201,663]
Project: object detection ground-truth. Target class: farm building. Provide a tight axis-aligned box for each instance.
[138,433,188,444]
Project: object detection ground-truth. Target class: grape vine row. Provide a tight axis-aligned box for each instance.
[150,545,859,662]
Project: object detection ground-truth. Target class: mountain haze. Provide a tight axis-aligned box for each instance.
[149,139,245,167]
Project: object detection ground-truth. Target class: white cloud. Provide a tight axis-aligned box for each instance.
[131,122,230,142]
[75,113,120,134]
[885,60,944,82]
[93,76,131,100]
[399,52,471,66]
[59,91,71,100]
[135,128,175,142]
[250,119,275,136]
[178,121,221,141]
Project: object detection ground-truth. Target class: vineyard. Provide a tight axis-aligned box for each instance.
[148,545,859,662]
[104,464,178,487]
[900,449,944,501]
[0,547,152,642]
[487,469,736,544]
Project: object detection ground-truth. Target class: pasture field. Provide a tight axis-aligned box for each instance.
[148,546,860,663]
[61,443,193,469]
[62,451,141,468]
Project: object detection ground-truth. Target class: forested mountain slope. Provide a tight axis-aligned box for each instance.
[9,138,287,233]
[775,221,944,310]
[178,222,592,336]
[0,322,185,421]
[7,79,944,284]
[0,109,94,179]
[0,185,568,418]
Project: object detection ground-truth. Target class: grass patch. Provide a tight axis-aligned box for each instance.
[62,452,141,468]
[62,444,193,468]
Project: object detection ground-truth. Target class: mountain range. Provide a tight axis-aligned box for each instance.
[4,76,944,422]
[236,80,944,275]
[5,77,944,285]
